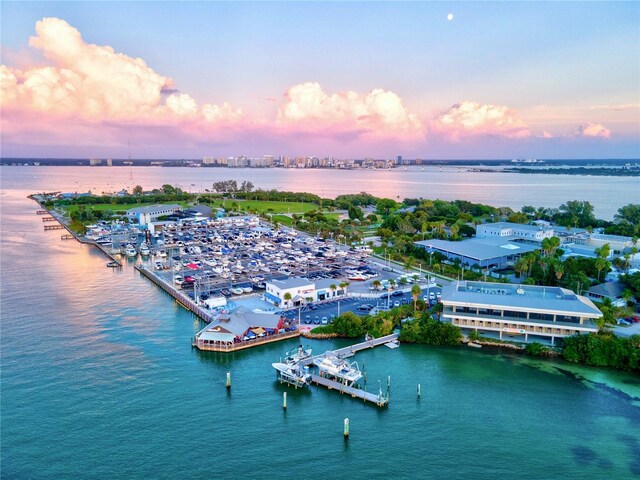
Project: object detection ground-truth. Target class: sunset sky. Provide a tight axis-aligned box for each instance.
[1,1,639,159]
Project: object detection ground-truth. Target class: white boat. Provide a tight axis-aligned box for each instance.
[139,243,150,256]
[230,287,244,295]
[347,274,367,281]
[157,249,167,258]
[125,244,137,257]
[272,362,312,388]
[313,355,362,386]
[284,345,312,364]
[242,286,253,293]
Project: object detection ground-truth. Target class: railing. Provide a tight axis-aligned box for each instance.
[442,307,597,330]
[193,329,300,352]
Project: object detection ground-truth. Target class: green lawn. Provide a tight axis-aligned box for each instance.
[62,201,190,213]
[209,199,321,214]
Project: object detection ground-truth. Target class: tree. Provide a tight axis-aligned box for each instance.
[329,284,337,298]
[339,281,350,296]
[411,284,422,311]
[372,280,382,291]
[283,292,292,308]
[132,185,143,196]
[595,258,610,282]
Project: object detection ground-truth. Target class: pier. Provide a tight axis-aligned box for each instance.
[43,224,65,230]
[42,216,57,222]
[295,333,398,407]
[299,333,399,367]
[309,374,389,407]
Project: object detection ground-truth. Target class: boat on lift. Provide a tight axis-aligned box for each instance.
[313,354,363,386]
[284,345,313,364]
[272,362,312,388]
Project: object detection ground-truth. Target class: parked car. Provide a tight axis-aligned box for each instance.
[393,301,400,307]
[392,291,404,297]
[358,304,373,311]
[321,316,329,325]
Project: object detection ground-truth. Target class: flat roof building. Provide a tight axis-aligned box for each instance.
[126,204,182,226]
[441,281,601,345]
[415,237,540,268]
[476,222,554,242]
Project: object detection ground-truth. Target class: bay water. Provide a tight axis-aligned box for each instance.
[1,170,639,479]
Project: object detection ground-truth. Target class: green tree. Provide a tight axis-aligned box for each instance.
[283,292,292,308]
[132,185,143,196]
[411,284,422,311]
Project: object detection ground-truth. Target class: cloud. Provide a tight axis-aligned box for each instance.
[430,101,530,141]
[1,17,245,145]
[276,82,423,140]
[577,122,611,139]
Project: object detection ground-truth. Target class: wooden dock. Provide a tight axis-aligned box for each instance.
[36,210,47,215]
[61,234,75,240]
[44,224,65,230]
[310,374,389,407]
[42,216,57,222]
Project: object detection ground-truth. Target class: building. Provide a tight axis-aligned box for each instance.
[264,278,316,307]
[264,277,346,307]
[441,281,601,345]
[126,204,182,226]
[192,307,293,351]
[414,237,540,269]
[586,281,628,307]
[476,222,554,242]
[89,158,102,166]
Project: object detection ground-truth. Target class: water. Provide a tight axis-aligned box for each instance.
[1,174,640,479]
[2,165,639,219]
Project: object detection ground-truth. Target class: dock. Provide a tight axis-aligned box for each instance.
[309,374,389,407]
[43,224,65,230]
[42,216,57,222]
[295,333,398,407]
[299,333,399,366]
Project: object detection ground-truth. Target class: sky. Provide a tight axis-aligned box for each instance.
[1,1,639,159]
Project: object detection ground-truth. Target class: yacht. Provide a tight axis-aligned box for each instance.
[139,242,150,256]
[272,362,312,388]
[313,355,363,386]
[125,244,137,257]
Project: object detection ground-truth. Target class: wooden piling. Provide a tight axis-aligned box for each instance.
[283,392,287,410]
[343,418,349,439]
[226,371,231,389]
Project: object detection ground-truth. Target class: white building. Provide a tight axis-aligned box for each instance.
[441,281,601,345]
[264,278,316,308]
[264,277,346,307]
[126,204,182,226]
[476,222,554,242]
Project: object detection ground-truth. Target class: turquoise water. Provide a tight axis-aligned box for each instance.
[1,187,640,479]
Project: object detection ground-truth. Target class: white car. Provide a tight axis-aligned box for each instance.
[174,275,184,284]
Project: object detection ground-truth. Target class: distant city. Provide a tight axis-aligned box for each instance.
[1,157,638,168]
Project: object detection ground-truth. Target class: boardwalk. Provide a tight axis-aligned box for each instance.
[309,374,389,407]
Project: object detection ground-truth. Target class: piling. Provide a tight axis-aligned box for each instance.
[226,371,231,389]
[283,392,287,410]
[417,384,421,398]
[343,418,349,439]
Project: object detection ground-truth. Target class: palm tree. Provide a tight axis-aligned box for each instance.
[554,261,565,282]
[339,281,350,296]
[283,292,292,308]
[411,284,422,311]
[371,279,382,291]
[329,284,337,298]
[595,258,610,282]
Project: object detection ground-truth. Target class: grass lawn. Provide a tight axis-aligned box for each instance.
[270,214,295,226]
[62,201,190,214]
[209,199,321,214]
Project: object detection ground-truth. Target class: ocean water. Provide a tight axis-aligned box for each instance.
[1,176,640,479]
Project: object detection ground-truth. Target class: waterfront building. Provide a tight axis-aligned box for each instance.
[441,281,601,345]
[89,158,102,166]
[126,204,182,226]
[476,222,554,242]
[414,237,540,268]
[192,307,289,350]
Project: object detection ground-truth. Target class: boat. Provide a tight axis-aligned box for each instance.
[242,286,253,293]
[347,274,367,281]
[157,249,167,258]
[125,244,137,257]
[272,362,312,388]
[468,342,482,348]
[284,345,312,364]
[139,242,150,256]
[313,354,363,386]
[230,287,244,295]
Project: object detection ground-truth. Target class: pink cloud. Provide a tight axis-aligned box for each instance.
[1,17,245,146]
[577,122,611,139]
[276,82,423,141]
[430,101,531,141]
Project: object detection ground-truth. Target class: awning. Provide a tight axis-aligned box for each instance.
[251,327,266,335]
[264,292,281,304]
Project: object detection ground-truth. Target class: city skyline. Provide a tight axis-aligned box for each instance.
[1,1,639,159]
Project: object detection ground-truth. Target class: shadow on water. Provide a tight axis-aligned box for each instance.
[618,434,640,475]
